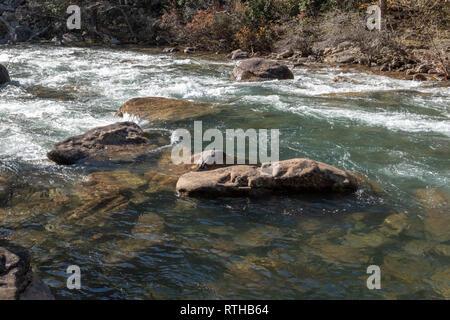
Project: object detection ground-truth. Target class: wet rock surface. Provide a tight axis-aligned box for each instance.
[231,58,294,82]
[25,85,76,101]
[0,247,54,300]
[115,97,217,123]
[47,122,151,165]
[176,158,361,197]
[0,64,10,85]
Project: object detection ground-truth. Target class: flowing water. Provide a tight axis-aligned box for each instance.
[0,44,449,299]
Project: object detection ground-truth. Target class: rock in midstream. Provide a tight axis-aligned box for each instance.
[231,58,294,82]
[115,97,217,123]
[0,64,10,85]
[176,158,364,197]
[47,122,152,165]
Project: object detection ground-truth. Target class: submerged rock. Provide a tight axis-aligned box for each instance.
[382,253,434,285]
[231,58,294,82]
[380,212,409,236]
[415,188,450,242]
[47,122,150,165]
[115,97,216,123]
[176,158,361,198]
[69,170,148,221]
[0,174,12,206]
[25,85,76,101]
[0,64,11,85]
[131,211,166,240]
[0,247,54,300]
[144,171,178,194]
[309,235,370,265]
[431,268,450,299]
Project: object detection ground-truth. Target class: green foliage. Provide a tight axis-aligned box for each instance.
[246,0,276,23]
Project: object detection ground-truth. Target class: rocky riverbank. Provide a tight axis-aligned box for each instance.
[1,1,448,83]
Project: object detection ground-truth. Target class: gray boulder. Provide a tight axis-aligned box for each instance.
[47,122,150,165]
[231,58,294,82]
[0,64,10,85]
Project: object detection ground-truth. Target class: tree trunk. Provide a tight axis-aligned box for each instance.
[379,0,386,30]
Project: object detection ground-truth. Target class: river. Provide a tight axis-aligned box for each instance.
[0,45,449,299]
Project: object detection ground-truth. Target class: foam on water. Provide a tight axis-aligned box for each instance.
[0,44,449,171]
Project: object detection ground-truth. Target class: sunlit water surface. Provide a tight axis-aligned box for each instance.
[0,45,449,299]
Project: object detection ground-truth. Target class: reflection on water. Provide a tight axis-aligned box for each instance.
[0,45,449,299]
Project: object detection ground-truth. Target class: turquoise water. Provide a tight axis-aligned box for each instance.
[0,45,449,299]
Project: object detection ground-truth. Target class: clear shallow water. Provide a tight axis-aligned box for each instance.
[0,44,449,299]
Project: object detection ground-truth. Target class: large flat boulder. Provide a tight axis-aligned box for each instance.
[0,64,10,85]
[115,97,216,123]
[0,247,54,300]
[176,158,360,197]
[231,58,294,82]
[47,122,151,165]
